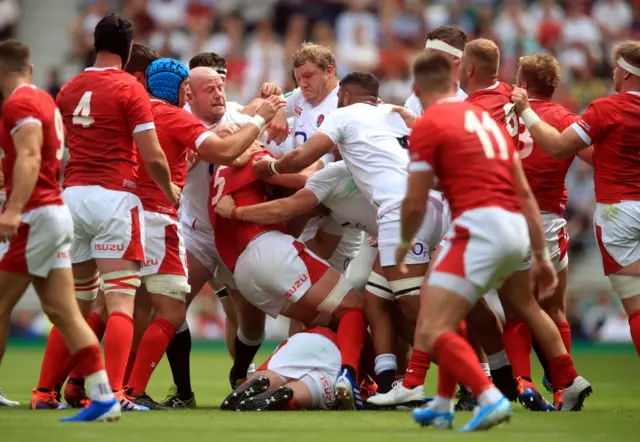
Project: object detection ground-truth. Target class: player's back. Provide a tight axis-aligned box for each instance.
[0,85,64,211]
[319,103,410,218]
[520,100,577,215]
[578,92,640,203]
[57,68,152,192]
[411,100,520,219]
[209,151,285,271]
[467,81,519,145]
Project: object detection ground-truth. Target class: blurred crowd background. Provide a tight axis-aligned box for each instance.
[3,0,636,343]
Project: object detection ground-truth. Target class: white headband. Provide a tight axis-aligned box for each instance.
[618,57,640,77]
[425,39,463,58]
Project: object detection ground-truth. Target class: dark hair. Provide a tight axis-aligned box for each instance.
[413,52,453,93]
[125,43,160,75]
[426,26,468,52]
[94,14,134,67]
[339,72,379,97]
[189,52,227,75]
[0,39,30,75]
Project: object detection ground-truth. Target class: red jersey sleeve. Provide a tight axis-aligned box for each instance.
[2,93,43,136]
[573,98,616,146]
[173,110,211,151]
[120,80,155,134]
[408,117,440,172]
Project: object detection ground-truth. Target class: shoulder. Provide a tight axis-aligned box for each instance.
[223,108,253,125]
[283,88,302,103]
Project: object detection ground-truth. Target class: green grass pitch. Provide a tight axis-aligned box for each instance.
[0,343,638,442]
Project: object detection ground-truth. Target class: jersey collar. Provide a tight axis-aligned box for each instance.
[9,83,36,97]
[628,91,640,96]
[85,67,118,72]
[480,81,500,91]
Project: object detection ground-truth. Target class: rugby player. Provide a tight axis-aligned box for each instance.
[0,39,119,421]
[404,53,591,432]
[512,41,640,357]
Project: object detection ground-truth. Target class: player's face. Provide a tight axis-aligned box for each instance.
[191,75,226,122]
[294,62,333,104]
[458,54,470,92]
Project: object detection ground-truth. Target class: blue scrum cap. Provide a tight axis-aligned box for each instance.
[146,58,189,106]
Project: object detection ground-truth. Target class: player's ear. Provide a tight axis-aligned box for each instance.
[29,64,34,78]
[326,64,335,77]
[412,81,420,97]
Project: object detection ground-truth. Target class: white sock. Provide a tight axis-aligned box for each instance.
[432,395,454,413]
[86,370,115,403]
[477,386,504,407]
[487,350,510,370]
[374,353,397,375]
[481,362,491,378]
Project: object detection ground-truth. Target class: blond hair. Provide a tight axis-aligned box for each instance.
[292,43,336,71]
[613,41,640,69]
[518,53,560,98]
[464,38,500,78]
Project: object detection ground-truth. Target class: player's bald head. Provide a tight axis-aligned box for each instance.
[188,66,221,85]
[188,66,226,124]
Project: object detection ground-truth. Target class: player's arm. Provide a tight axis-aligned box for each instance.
[512,88,589,159]
[4,122,43,215]
[577,145,594,165]
[266,132,334,175]
[511,155,548,259]
[220,188,321,224]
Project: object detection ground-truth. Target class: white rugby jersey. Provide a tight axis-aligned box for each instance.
[305,162,378,236]
[180,107,253,232]
[318,103,411,222]
[404,86,468,115]
[284,86,339,166]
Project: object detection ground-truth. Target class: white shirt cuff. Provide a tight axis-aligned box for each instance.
[133,122,155,134]
[195,131,214,150]
[10,117,42,136]
[570,122,592,146]
[409,160,432,172]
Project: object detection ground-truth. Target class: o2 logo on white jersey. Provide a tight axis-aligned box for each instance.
[294,131,307,146]
[411,241,428,258]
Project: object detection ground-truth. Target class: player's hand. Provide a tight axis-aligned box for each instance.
[368,235,378,248]
[187,150,200,171]
[265,109,288,145]
[511,87,531,114]
[231,141,262,168]
[0,210,21,242]
[260,82,283,98]
[165,183,181,207]
[256,96,287,123]
[212,123,240,138]
[214,195,237,218]
[253,157,274,179]
[395,240,414,275]
[391,106,417,129]
[532,258,558,301]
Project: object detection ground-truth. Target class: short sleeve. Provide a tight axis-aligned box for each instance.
[2,94,43,137]
[404,94,423,116]
[571,99,608,146]
[305,166,341,203]
[408,117,439,172]
[283,88,301,117]
[317,110,345,144]
[559,111,581,132]
[175,109,211,151]
[122,81,155,134]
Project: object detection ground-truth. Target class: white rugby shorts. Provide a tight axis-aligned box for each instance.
[594,201,640,276]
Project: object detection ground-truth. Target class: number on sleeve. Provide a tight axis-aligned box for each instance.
[517,118,533,159]
[465,110,509,160]
[210,166,227,206]
[503,103,519,137]
[53,108,65,160]
[72,91,95,128]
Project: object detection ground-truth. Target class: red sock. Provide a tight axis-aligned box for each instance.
[283,397,296,410]
[336,308,367,378]
[555,321,572,354]
[433,332,492,398]
[104,312,134,392]
[549,353,578,390]
[54,353,75,387]
[437,362,458,399]
[128,318,176,394]
[71,344,105,378]
[38,327,71,391]
[68,313,107,382]
[629,310,640,356]
[123,350,137,386]
[502,318,532,380]
[402,349,431,389]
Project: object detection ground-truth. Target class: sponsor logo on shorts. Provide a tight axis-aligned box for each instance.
[285,274,308,299]
[411,242,427,258]
[321,376,333,407]
[94,244,125,252]
[57,251,70,260]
